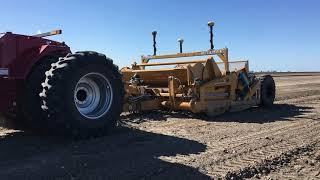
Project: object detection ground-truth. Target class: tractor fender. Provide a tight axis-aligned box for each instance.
[22,44,71,79]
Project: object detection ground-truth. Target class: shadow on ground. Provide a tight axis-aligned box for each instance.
[0,124,209,180]
[214,104,313,123]
[121,104,313,124]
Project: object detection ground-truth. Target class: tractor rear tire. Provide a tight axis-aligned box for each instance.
[260,75,276,107]
[40,52,124,139]
[22,56,60,131]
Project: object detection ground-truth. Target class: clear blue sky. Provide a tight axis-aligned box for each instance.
[1,0,319,71]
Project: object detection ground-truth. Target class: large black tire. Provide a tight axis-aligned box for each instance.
[22,56,60,130]
[260,75,276,107]
[40,51,124,139]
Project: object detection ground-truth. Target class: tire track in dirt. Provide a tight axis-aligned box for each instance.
[206,95,320,178]
[157,95,320,178]
[171,97,317,150]
[206,120,310,151]
[225,143,319,179]
[158,118,320,178]
[265,142,320,179]
[180,119,320,178]
[214,120,318,154]
[209,122,320,178]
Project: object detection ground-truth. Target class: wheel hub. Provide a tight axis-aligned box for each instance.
[74,73,113,119]
[76,88,88,103]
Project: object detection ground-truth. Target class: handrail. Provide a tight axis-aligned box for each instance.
[141,48,228,63]
[137,60,248,67]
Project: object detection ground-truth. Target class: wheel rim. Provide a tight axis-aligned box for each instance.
[74,73,113,119]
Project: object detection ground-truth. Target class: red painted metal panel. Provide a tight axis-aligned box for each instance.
[0,77,21,112]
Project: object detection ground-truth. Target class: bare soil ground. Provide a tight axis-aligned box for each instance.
[0,72,320,180]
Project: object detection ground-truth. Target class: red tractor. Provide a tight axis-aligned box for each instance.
[0,30,124,138]
[0,24,275,139]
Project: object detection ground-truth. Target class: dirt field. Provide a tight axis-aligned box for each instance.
[0,72,320,180]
